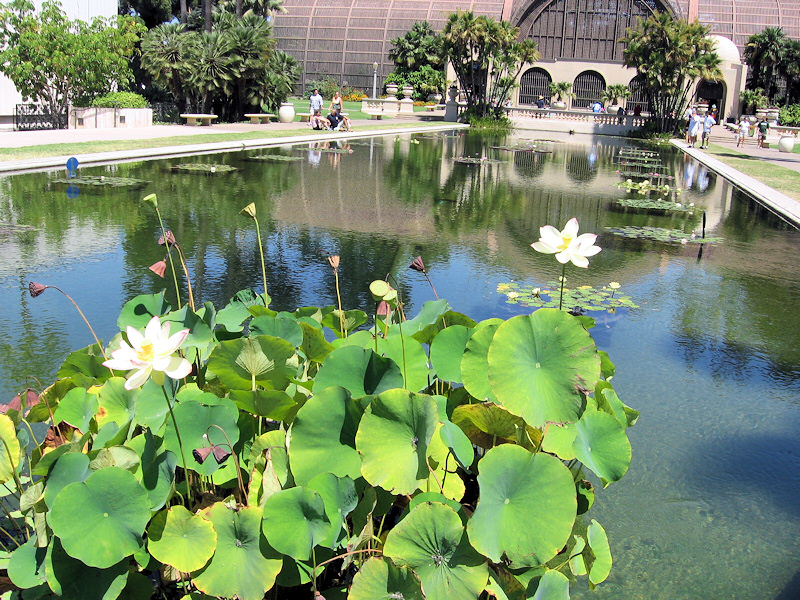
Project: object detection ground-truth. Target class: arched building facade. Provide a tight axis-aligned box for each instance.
[274,0,800,119]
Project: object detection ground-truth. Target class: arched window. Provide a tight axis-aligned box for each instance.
[696,80,725,117]
[628,75,651,114]
[573,71,606,109]
[519,67,552,105]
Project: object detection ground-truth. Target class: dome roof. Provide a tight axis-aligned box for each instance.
[707,34,742,63]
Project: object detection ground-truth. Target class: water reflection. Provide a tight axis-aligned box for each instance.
[1,130,799,598]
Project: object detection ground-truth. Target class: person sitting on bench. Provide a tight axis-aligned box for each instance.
[327,108,349,132]
[310,114,331,130]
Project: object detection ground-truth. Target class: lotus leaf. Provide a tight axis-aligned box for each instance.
[163,396,239,475]
[572,410,631,485]
[247,430,290,507]
[451,402,527,449]
[49,467,151,568]
[528,569,570,599]
[118,572,155,600]
[208,335,296,391]
[540,423,578,460]
[467,445,576,567]
[314,346,404,398]
[43,452,91,508]
[425,423,466,501]
[230,389,297,420]
[97,377,137,429]
[461,322,500,403]
[45,538,129,599]
[117,292,170,331]
[0,413,21,483]
[408,492,464,520]
[383,502,488,600]
[250,315,304,347]
[487,310,600,427]
[355,389,439,495]
[375,334,431,392]
[88,446,140,472]
[430,325,473,383]
[416,311,477,346]
[389,299,450,339]
[148,505,217,572]
[8,536,47,589]
[289,386,363,485]
[52,386,98,433]
[348,557,425,600]
[299,321,334,363]
[306,473,358,548]
[587,520,612,587]
[261,487,331,560]
[192,503,281,600]
[162,306,215,361]
[132,379,172,430]
[127,431,176,511]
[322,309,368,337]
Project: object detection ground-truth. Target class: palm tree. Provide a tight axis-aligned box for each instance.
[140,23,188,110]
[744,27,786,103]
[388,21,444,71]
[182,31,236,112]
[779,39,800,105]
[601,84,630,108]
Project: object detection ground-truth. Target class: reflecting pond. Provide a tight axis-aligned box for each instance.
[1,130,799,599]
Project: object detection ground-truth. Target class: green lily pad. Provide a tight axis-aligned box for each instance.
[192,503,281,600]
[451,402,527,449]
[322,309,368,338]
[461,322,500,403]
[587,520,612,587]
[528,569,570,599]
[429,325,473,383]
[117,292,171,331]
[207,336,296,391]
[230,389,297,420]
[299,321,334,363]
[127,431,176,511]
[314,346,404,399]
[467,445,576,568]
[148,505,217,572]
[348,557,424,600]
[96,377,136,429]
[7,536,47,589]
[355,390,439,495]
[383,502,488,600]
[52,387,98,433]
[572,410,631,486]
[49,467,151,568]
[605,225,723,244]
[261,487,331,560]
[43,452,92,508]
[488,310,600,427]
[375,334,431,393]
[250,315,304,347]
[306,473,358,548]
[45,537,129,599]
[289,386,363,486]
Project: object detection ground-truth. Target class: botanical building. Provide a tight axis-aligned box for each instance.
[274,0,800,118]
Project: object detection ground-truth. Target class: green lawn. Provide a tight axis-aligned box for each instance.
[286,98,429,120]
[705,143,800,201]
[0,121,442,163]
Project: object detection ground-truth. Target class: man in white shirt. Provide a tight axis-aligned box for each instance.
[701,113,716,149]
[309,89,324,117]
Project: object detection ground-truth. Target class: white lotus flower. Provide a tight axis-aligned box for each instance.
[103,315,192,389]
[531,218,602,268]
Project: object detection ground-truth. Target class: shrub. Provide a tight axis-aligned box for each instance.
[779,104,800,126]
[384,65,445,101]
[343,91,366,101]
[90,91,149,108]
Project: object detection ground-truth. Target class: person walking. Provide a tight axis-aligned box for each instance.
[309,88,324,118]
[700,112,716,149]
[757,117,770,148]
[688,110,702,147]
[736,118,749,147]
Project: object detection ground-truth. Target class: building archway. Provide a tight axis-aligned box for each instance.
[697,80,725,118]
[573,71,606,109]
[519,67,552,105]
[628,75,651,114]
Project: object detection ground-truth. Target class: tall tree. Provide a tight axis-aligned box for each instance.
[0,0,145,128]
[442,12,539,118]
[388,21,444,71]
[779,39,800,105]
[140,23,188,109]
[621,13,722,134]
[743,27,786,102]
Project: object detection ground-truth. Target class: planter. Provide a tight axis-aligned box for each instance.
[696,103,709,115]
[755,108,768,121]
[428,93,442,103]
[767,108,780,122]
[552,100,567,110]
[447,86,458,102]
[778,135,796,153]
[385,83,399,97]
[278,102,295,123]
[607,104,621,114]
[401,85,413,99]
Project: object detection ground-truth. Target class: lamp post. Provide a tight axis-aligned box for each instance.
[372,62,378,99]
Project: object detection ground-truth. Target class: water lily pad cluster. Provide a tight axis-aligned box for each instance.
[170,163,237,174]
[613,198,694,214]
[617,148,660,158]
[615,170,674,179]
[454,156,503,165]
[246,155,304,162]
[606,225,724,244]
[5,274,636,599]
[0,221,36,235]
[497,282,639,312]
[615,178,678,195]
[49,175,150,190]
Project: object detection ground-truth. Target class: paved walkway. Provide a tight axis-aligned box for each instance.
[672,127,800,225]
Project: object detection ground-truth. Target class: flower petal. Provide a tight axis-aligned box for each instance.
[144,316,162,342]
[103,357,137,371]
[570,254,590,268]
[532,241,557,254]
[539,225,564,247]
[126,326,144,349]
[562,218,580,238]
[125,366,152,390]
[165,356,192,380]
[162,329,190,355]
[554,251,571,264]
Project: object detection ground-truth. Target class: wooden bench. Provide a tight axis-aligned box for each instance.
[363,111,384,120]
[180,113,217,126]
[244,113,275,124]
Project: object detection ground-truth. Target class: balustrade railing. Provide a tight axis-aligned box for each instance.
[506,106,651,127]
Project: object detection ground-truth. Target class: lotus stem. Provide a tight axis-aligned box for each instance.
[311,549,382,582]
[334,271,345,337]
[162,385,191,504]
[153,209,183,311]
[558,263,567,311]
[254,217,268,305]
[424,272,439,300]
[173,243,196,312]
[28,283,107,361]
[206,424,246,504]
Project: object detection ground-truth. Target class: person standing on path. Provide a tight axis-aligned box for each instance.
[736,118,749,147]
[701,112,716,149]
[309,89,324,118]
[757,117,770,148]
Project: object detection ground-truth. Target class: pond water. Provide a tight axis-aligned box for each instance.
[1,130,799,599]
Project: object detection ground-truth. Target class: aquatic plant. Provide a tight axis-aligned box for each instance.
[498,281,639,312]
[4,242,636,600]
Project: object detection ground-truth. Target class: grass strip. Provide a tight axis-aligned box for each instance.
[0,121,444,163]
[703,143,800,202]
